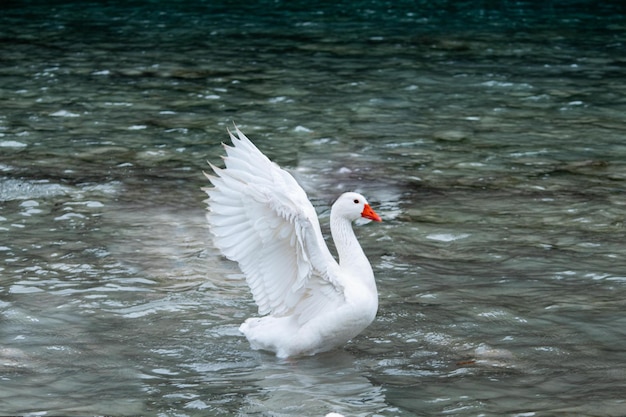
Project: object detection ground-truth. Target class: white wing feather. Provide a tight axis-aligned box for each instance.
[204,127,343,320]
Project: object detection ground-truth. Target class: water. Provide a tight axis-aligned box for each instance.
[1,1,626,415]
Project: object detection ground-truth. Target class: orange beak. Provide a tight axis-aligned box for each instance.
[361,203,382,222]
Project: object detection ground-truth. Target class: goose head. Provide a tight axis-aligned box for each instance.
[332,192,382,222]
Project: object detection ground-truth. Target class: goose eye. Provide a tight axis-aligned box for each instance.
[353,199,360,204]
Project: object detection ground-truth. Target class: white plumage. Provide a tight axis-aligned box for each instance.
[204,127,381,358]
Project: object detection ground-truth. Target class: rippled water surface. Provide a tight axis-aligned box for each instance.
[2,1,626,416]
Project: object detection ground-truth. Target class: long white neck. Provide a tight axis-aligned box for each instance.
[330,213,376,291]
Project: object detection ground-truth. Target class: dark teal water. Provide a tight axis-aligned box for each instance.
[1,1,626,416]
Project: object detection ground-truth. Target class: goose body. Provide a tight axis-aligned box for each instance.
[204,127,381,358]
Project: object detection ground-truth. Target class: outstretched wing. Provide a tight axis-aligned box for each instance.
[204,127,343,318]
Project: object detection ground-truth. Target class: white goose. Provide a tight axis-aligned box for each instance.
[204,127,382,358]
